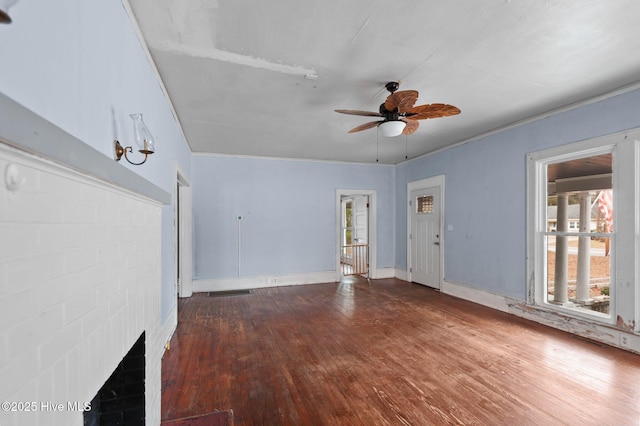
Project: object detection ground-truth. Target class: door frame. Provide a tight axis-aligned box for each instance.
[335,189,377,281]
[407,175,445,285]
[175,164,193,298]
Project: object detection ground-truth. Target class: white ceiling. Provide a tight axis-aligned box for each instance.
[127,0,640,164]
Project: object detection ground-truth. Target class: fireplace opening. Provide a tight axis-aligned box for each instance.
[84,332,146,425]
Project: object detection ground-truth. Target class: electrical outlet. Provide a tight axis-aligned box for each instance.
[272,276,278,284]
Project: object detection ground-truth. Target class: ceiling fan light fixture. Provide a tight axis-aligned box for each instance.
[378,120,406,137]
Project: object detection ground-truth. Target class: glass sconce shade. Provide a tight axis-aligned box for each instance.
[0,0,19,23]
[130,113,155,154]
[114,113,155,165]
[378,120,406,137]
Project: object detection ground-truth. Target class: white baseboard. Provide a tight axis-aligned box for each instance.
[373,267,398,279]
[193,271,337,292]
[194,269,401,290]
[441,280,513,313]
[440,279,640,354]
[160,305,178,356]
[394,269,409,282]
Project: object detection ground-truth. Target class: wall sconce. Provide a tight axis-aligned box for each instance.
[0,0,20,23]
[114,113,155,165]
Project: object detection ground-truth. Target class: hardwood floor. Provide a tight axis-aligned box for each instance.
[161,277,640,425]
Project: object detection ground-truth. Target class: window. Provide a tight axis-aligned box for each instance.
[527,134,640,329]
[528,131,640,335]
[417,195,433,214]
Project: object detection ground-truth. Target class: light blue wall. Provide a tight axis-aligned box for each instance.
[4,0,640,309]
[192,156,395,279]
[395,88,640,300]
[0,0,192,323]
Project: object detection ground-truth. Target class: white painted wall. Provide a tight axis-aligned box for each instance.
[191,155,395,285]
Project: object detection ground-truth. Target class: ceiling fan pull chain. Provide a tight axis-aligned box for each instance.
[405,134,408,160]
[376,128,379,163]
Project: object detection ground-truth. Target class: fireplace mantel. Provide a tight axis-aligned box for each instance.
[0,92,170,205]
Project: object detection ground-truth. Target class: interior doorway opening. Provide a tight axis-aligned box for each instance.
[340,195,369,277]
[336,189,377,281]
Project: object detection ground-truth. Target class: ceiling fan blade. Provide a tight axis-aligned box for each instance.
[401,119,419,135]
[385,90,418,112]
[335,109,383,117]
[348,120,383,133]
[405,103,461,120]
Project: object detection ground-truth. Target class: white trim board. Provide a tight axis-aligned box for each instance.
[394,269,409,282]
[0,93,170,204]
[374,268,398,279]
[174,163,193,298]
[194,268,398,293]
[193,272,336,293]
[160,305,178,355]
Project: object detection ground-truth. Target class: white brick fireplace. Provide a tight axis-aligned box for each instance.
[0,139,166,425]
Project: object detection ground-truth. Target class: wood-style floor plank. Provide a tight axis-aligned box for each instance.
[161,277,640,425]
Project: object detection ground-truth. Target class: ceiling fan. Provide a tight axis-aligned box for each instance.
[335,82,461,137]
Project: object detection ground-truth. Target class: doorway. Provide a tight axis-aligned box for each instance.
[407,176,444,289]
[340,195,369,276]
[336,189,377,281]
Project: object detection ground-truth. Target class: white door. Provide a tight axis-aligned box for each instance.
[353,195,369,276]
[353,195,368,245]
[410,187,441,288]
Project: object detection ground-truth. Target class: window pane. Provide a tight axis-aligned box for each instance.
[417,195,433,214]
[546,234,611,314]
[544,153,612,317]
